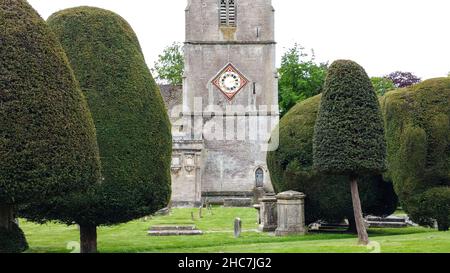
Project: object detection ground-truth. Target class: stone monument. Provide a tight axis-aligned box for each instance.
[259,195,277,232]
[275,191,306,236]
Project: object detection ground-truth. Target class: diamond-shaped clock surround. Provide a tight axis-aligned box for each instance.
[212,63,249,101]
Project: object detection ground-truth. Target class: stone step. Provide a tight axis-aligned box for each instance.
[148,230,203,236]
[149,225,197,231]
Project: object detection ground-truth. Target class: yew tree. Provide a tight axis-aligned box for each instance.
[0,0,101,252]
[267,94,397,229]
[381,77,450,231]
[30,7,172,253]
[313,60,387,245]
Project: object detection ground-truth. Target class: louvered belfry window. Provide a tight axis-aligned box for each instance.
[220,0,236,27]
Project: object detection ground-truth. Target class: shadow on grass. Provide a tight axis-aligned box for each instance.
[368,227,435,237]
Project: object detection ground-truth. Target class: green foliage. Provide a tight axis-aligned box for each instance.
[394,125,427,201]
[29,7,172,226]
[0,1,100,206]
[278,44,327,116]
[381,78,450,230]
[371,77,396,96]
[152,42,184,85]
[0,222,28,253]
[313,60,386,176]
[409,187,450,231]
[267,95,397,224]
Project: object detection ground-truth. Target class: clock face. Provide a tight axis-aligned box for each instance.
[212,63,249,100]
[219,71,242,93]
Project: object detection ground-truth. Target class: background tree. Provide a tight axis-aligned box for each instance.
[386,71,421,88]
[278,44,328,116]
[152,42,185,85]
[371,77,396,96]
[0,1,101,253]
[313,60,387,245]
[381,77,450,231]
[267,95,397,230]
[410,187,450,231]
[23,7,172,253]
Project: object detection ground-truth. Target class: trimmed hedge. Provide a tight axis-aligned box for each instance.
[313,60,386,176]
[267,95,397,224]
[409,187,450,231]
[381,78,450,230]
[43,7,172,226]
[0,1,100,217]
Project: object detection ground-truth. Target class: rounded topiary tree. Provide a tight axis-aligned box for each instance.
[42,7,172,253]
[313,60,387,245]
[267,94,397,228]
[381,78,450,231]
[409,187,450,231]
[0,0,101,252]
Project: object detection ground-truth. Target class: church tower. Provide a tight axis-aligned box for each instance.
[170,0,279,206]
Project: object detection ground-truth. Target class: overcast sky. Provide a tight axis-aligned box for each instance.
[28,0,450,80]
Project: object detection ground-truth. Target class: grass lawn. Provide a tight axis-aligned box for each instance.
[21,207,450,253]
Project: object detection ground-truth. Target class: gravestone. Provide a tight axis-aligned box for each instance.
[154,207,171,216]
[234,218,242,238]
[366,215,410,228]
[275,191,306,236]
[148,225,203,236]
[259,195,278,232]
[208,204,213,215]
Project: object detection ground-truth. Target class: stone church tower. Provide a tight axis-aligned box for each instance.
[168,0,279,206]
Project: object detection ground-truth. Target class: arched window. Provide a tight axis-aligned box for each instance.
[255,168,264,188]
[220,0,236,27]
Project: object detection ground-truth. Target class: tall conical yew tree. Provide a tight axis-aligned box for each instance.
[313,60,386,245]
[40,7,172,253]
[0,0,101,253]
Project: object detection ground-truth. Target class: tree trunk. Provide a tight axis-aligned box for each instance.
[350,177,369,245]
[80,225,98,253]
[0,204,14,231]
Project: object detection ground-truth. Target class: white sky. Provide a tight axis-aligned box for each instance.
[28,0,450,79]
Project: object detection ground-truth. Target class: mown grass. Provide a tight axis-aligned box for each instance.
[21,208,450,253]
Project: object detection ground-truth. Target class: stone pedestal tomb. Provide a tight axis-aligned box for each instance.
[259,195,277,232]
[275,191,306,236]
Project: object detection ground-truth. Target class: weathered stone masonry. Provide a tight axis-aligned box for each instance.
[164,0,279,207]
